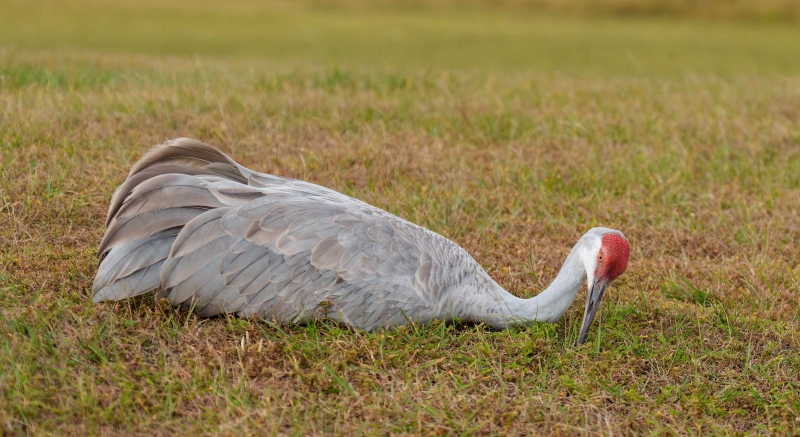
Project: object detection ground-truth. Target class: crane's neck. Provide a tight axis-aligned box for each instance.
[463,247,587,328]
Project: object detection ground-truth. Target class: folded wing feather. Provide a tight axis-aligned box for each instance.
[93,138,471,329]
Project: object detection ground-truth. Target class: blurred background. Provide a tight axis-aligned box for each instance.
[2,0,800,75]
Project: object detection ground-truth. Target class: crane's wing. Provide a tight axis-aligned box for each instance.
[93,138,465,329]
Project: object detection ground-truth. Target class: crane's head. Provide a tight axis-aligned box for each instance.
[577,228,630,344]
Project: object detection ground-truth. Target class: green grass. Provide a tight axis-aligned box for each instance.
[3,0,800,75]
[1,0,800,435]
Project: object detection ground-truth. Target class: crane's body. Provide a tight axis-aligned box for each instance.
[93,139,629,343]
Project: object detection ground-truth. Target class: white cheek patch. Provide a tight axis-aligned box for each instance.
[580,238,602,291]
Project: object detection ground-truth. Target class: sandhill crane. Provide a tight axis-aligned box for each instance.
[93,138,630,344]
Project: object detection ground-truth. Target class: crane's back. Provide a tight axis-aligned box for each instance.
[93,138,492,330]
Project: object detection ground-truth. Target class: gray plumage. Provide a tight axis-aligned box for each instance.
[93,138,628,337]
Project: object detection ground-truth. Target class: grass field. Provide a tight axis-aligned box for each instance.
[1,0,800,435]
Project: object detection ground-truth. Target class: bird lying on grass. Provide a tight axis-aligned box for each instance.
[92,138,630,344]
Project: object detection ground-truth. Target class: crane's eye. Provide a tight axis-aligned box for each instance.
[597,252,604,263]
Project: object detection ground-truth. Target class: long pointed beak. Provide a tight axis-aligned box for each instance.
[577,278,609,345]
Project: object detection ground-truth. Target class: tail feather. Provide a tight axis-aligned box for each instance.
[127,138,242,178]
[105,138,248,228]
[98,206,209,256]
[92,261,166,303]
[93,138,253,304]
[94,228,179,289]
[92,229,179,302]
[113,175,226,221]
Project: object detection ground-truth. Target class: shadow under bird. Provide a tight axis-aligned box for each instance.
[93,139,630,344]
